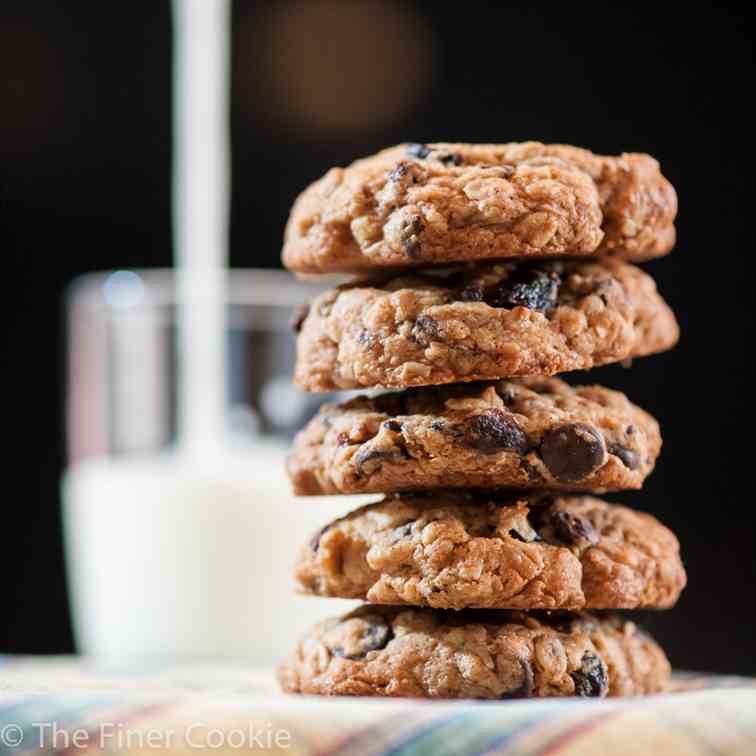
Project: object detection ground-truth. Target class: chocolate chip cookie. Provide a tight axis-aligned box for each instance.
[278,604,671,698]
[288,377,660,495]
[296,492,686,610]
[282,142,677,274]
[293,259,679,391]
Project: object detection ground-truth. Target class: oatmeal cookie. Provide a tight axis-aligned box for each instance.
[288,377,660,494]
[293,259,678,391]
[296,492,686,610]
[282,142,676,273]
[278,604,671,698]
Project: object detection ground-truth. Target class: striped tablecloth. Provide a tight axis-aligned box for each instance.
[0,658,754,755]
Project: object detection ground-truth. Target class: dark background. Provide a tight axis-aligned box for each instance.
[1,2,753,673]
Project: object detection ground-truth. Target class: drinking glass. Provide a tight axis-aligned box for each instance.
[62,268,365,663]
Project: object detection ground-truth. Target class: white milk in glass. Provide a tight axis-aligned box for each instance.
[63,440,365,662]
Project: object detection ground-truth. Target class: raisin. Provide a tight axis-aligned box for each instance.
[571,652,608,697]
[353,446,409,473]
[484,266,561,312]
[332,618,394,660]
[412,314,442,342]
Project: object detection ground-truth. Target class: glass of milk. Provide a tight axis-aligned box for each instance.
[62,269,365,665]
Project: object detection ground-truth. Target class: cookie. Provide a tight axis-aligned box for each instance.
[293,258,679,391]
[296,492,686,610]
[278,605,671,698]
[288,377,660,495]
[282,142,677,274]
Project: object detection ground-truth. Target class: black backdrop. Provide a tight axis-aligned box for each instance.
[1,2,753,674]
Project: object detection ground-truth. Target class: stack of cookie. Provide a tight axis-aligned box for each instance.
[278,143,686,699]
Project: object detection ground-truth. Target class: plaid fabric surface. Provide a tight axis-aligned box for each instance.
[0,659,754,755]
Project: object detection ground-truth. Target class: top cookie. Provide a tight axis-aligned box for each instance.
[282,142,677,274]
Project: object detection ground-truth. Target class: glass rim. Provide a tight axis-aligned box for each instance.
[66,267,340,312]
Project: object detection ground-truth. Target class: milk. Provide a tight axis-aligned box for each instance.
[63,440,366,663]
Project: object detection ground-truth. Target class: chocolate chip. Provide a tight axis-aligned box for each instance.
[332,617,394,660]
[571,652,608,697]
[484,266,561,312]
[383,420,403,432]
[460,410,529,454]
[539,423,607,483]
[430,419,447,431]
[309,524,330,553]
[406,143,431,159]
[607,443,641,470]
[438,152,464,166]
[549,510,600,546]
[500,659,535,699]
[290,303,309,333]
